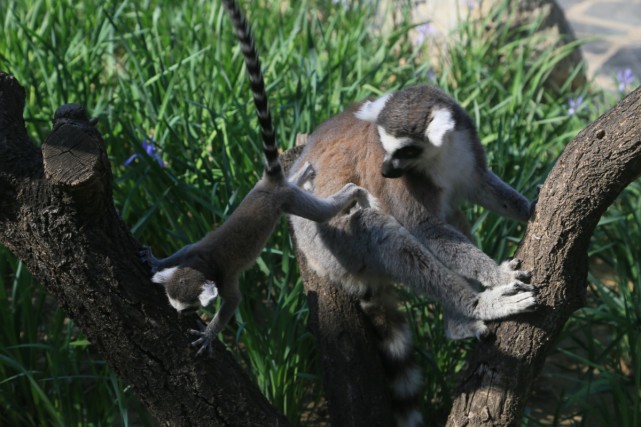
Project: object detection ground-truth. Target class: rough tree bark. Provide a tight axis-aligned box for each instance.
[0,71,288,427]
[289,86,641,427]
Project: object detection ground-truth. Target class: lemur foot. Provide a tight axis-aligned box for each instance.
[475,281,538,320]
[289,161,316,187]
[189,325,215,357]
[445,315,490,341]
[139,246,160,274]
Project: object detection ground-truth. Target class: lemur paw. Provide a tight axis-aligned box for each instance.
[475,282,538,321]
[189,328,215,357]
[139,246,160,274]
[486,258,532,288]
[298,161,316,183]
[358,189,382,211]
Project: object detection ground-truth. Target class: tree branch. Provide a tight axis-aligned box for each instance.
[447,86,641,426]
[0,71,288,427]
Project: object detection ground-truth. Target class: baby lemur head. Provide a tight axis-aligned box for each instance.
[355,85,476,178]
[151,266,219,314]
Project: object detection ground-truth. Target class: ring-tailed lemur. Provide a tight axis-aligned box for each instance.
[289,84,537,426]
[140,0,375,356]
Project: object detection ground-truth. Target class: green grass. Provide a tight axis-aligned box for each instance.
[1,0,639,425]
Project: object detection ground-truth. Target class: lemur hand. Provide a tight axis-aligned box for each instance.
[139,246,160,273]
[189,323,215,357]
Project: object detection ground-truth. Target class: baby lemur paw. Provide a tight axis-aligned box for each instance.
[189,327,215,357]
[289,161,317,189]
[139,246,160,273]
[343,184,381,211]
[298,161,316,183]
[358,189,382,211]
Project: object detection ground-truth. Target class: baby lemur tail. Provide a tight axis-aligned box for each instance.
[360,290,424,426]
[221,0,281,179]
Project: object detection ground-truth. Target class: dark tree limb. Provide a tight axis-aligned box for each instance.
[447,86,641,426]
[0,71,288,427]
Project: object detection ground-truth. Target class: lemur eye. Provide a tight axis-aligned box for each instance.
[394,145,423,159]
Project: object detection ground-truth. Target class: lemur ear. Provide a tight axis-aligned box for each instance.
[151,266,178,285]
[355,93,392,123]
[425,109,455,147]
[199,281,219,307]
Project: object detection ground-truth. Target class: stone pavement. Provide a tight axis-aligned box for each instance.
[558,0,641,91]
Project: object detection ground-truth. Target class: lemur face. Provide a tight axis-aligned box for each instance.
[151,266,219,314]
[355,86,460,178]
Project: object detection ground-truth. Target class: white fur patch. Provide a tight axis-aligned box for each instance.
[417,129,477,218]
[381,323,412,360]
[425,108,455,147]
[199,281,219,307]
[167,295,194,312]
[152,266,178,284]
[355,93,392,122]
[378,126,412,154]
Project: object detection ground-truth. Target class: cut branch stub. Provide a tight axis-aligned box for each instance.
[42,104,115,218]
[43,104,104,188]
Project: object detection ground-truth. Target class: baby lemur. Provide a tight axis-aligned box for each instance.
[140,0,373,356]
[289,85,537,426]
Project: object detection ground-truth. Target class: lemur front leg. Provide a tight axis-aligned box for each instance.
[306,209,537,323]
[139,244,195,273]
[412,222,533,290]
[285,162,379,223]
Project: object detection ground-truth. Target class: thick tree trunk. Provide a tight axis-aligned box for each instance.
[0,72,288,427]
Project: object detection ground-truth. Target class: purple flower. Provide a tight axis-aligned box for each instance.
[616,68,634,93]
[124,135,165,168]
[466,0,477,10]
[416,22,438,45]
[567,96,583,116]
[427,67,436,81]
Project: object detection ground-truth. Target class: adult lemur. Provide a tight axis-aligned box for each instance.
[140,0,374,356]
[289,85,537,426]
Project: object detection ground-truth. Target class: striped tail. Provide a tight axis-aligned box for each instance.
[360,290,425,427]
[221,0,281,178]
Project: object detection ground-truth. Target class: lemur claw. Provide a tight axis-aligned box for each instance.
[189,329,214,357]
[138,246,160,273]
